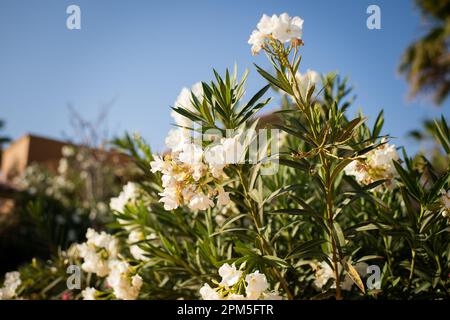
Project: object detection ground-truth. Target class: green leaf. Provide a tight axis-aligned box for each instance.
[372,110,384,139]
[333,222,346,249]
[255,64,293,94]
[270,208,313,216]
[393,160,422,200]
[262,184,301,206]
[262,255,289,268]
[433,116,450,153]
[286,239,327,260]
[278,158,310,172]
[356,255,384,263]
[237,84,270,119]
[344,261,366,294]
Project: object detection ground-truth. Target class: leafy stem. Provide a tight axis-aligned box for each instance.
[235,166,294,300]
[283,49,343,300]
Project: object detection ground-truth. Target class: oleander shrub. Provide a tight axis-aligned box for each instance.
[1,13,448,300]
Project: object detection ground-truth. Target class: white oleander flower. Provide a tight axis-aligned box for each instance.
[61,145,75,157]
[271,13,304,43]
[57,158,69,175]
[0,271,21,300]
[261,291,283,300]
[217,187,231,206]
[441,189,450,208]
[192,163,206,182]
[312,261,335,290]
[107,260,143,300]
[440,189,450,217]
[312,260,367,291]
[109,182,139,213]
[204,134,243,167]
[77,244,111,277]
[218,263,242,287]
[150,155,169,174]
[215,214,226,226]
[81,287,97,300]
[199,283,222,300]
[153,129,238,211]
[77,228,119,277]
[294,69,320,95]
[178,143,204,166]
[248,30,266,55]
[344,160,369,184]
[204,144,226,178]
[344,142,399,188]
[368,143,399,176]
[165,128,191,153]
[221,135,244,164]
[158,186,180,211]
[161,173,176,188]
[257,14,277,34]
[85,228,119,255]
[200,266,277,300]
[245,270,269,300]
[189,192,215,211]
[249,13,304,54]
[171,82,203,127]
[128,230,149,261]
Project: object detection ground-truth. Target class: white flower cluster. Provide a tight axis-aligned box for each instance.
[311,261,368,291]
[296,70,320,90]
[151,128,243,211]
[77,229,143,300]
[77,228,119,277]
[17,164,75,204]
[344,142,399,188]
[171,82,203,127]
[106,260,143,300]
[81,287,97,300]
[109,182,139,213]
[128,229,151,261]
[291,69,321,98]
[0,271,21,300]
[440,189,450,218]
[248,13,304,55]
[62,145,75,158]
[199,263,282,300]
[311,261,336,290]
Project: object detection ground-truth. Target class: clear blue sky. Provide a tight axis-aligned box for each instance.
[0,0,448,153]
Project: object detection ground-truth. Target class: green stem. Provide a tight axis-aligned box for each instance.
[407,249,416,295]
[283,51,341,300]
[383,236,394,277]
[236,167,294,300]
[323,156,342,300]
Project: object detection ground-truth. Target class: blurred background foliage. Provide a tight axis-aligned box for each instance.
[399,0,450,105]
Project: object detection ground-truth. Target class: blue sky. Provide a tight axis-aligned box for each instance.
[0,0,448,153]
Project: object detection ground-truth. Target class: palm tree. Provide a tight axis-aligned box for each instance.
[399,0,450,105]
[0,119,10,147]
[0,119,11,167]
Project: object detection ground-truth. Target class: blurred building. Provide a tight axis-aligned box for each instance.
[1,134,70,181]
[0,133,131,214]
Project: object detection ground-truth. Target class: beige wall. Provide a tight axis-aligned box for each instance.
[1,134,131,183]
[1,135,30,181]
[0,134,69,181]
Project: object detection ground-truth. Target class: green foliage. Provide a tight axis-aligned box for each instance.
[3,27,449,301]
[399,0,450,105]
